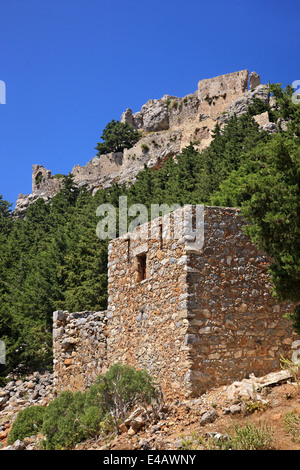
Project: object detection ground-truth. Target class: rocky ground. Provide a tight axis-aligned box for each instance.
[0,368,300,451]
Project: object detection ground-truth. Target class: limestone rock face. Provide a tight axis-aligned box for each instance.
[140,100,170,132]
[253,110,270,128]
[121,108,135,127]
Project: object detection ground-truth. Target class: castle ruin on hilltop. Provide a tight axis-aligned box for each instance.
[17,68,296,398]
[15,69,275,216]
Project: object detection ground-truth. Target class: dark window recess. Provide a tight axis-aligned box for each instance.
[127,238,130,262]
[137,253,147,281]
[159,223,163,249]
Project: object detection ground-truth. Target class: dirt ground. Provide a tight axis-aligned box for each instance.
[76,378,300,451]
[1,373,300,451]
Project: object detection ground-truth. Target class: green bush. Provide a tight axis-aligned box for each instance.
[40,364,160,450]
[94,363,160,424]
[95,119,141,155]
[35,173,43,185]
[284,411,300,443]
[8,405,45,444]
[41,390,109,450]
[198,421,274,450]
[141,143,149,152]
[225,421,274,450]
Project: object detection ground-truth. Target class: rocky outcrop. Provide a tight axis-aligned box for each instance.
[217,84,270,124]
[15,69,275,213]
[225,369,295,402]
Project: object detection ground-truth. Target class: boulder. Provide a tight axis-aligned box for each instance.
[226,369,293,402]
[200,408,218,426]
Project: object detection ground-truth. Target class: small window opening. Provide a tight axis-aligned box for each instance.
[192,210,197,232]
[159,223,163,249]
[137,253,147,281]
[127,238,130,262]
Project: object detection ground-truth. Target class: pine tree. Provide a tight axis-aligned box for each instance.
[95,120,141,155]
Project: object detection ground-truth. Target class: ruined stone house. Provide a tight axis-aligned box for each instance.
[53,205,298,398]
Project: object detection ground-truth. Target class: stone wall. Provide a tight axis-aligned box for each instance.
[197,69,249,119]
[72,153,124,193]
[15,164,63,216]
[105,206,297,397]
[53,310,108,393]
[52,207,298,398]
[184,206,296,395]
[31,164,63,196]
[106,211,191,399]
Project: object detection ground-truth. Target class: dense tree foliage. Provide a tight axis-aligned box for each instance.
[212,83,300,332]
[95,119,141,155]
[0,82,299,382]
[0,176,110,380]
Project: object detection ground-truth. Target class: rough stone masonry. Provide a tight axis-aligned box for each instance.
[53,206,299,398]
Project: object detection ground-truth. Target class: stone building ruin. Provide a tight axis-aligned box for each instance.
[53,205,298,398]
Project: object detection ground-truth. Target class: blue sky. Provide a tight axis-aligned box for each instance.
[0,0,299,207]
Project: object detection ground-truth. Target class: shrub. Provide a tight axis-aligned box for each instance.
[168,100,178,110]
[93,363,160,425]
[280,354,300,383]
[245,401,268,415]
[141,143,149,152]
[284,411,300,443]
[225,421,274,450]
[35,173,43,185]
[8,405,45,444]
[180,431,204,450]
[41,390,109,450]
[40,364,160,450]
[199,421,274,450]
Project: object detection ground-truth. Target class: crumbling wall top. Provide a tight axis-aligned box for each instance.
[197,69,249,100]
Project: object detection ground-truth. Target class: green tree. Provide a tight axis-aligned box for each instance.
[0,195,12,234]
[268,83,300,136]
[211,132,300,332]
[95,119,141,155]
[42,391,93,450]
